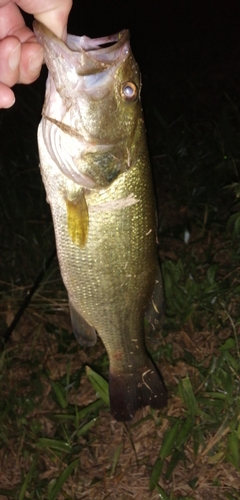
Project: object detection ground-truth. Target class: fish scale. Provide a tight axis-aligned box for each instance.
[34,21,167,421]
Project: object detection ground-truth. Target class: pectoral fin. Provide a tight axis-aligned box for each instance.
[69,301,97,347]
[66,190,89,247]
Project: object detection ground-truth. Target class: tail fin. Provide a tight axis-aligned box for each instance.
[109,357,167,421]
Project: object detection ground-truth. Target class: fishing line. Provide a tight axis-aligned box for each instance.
[1,248,56,348]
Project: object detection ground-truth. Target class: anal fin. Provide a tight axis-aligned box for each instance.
[69,301,97,347]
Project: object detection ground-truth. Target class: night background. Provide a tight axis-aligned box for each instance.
[0,0,240,498]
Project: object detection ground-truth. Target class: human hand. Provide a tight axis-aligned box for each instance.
[0,0,72,108]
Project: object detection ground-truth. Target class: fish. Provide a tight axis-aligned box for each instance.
[33,21,167,421]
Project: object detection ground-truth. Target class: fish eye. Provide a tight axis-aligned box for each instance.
[120,82,138,101]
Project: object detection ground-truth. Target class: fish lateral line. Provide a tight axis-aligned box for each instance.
[89,193,139,212]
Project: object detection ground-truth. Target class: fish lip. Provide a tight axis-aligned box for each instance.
[68,30,130,55]
[33,21,130,74]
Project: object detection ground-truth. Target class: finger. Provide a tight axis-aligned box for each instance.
[0,82,15,108]
[0,35,43,89]
[33,0,72,39]
[18,41,43,84]
[13,0,72,39]
[0,36,21,87]
[0,3,26,39]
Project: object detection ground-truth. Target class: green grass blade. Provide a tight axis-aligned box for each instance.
[36,438,72,453]
[50,380,68,409]
[76,417,97,436]
[175,417,195,450]
[48,459,79,500]
[159,420,181,459]
[165,449,184,480]
[0,489,17,498]
[19,454,38,500]
[219,338,236,351]
[86,366,110,406]
[227,430,239,469]
[111,444,122,475]
[155,484,170,499]
[179,377,198,417]
[76,399,104,420]
[47,412,76,422]
[193,426,204,457]
[149,458,164,491]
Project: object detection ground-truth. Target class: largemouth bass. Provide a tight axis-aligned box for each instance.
[33,21,167,421]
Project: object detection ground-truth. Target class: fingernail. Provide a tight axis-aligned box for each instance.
[8,43,21,71]
[5,95,16,108]
[29,47,43,73]
[1,93,15,109]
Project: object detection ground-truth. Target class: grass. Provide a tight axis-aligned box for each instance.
[0,18,240,500]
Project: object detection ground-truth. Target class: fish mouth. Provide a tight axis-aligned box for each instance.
[68,30,130,92]
[67,30,130,64]
[33,21,130,90]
